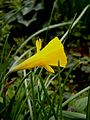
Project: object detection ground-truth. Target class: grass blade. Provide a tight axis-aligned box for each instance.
[62,111,86,120]
[86,86,90,120]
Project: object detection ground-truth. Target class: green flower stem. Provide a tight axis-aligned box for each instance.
[62,86,90,108]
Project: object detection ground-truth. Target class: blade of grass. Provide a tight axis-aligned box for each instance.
[45,0,58,43]
[24,70,33,120]
[30,73,36,120]
[0,34,9,82]
[39,76,58,120]
[12,89,26,120]
[0,34,9,120]
[86,86,90,120]
[62,86,90,108]
[62,110,86,120]
[0,34,9,64]
[36,70,49,119]
[62,60,80,93]
[37,95,48,119]
[62,13,77,44]
[46,93,57,120]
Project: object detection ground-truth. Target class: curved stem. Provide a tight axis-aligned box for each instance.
[14,21,71,56]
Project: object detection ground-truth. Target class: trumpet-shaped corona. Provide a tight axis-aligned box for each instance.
[11,37,67,73]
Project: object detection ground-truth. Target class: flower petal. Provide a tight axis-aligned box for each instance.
[40,37,67,67]
[43,64,54,73]
[36,38,42,52]
[11,37,67,73]
[11,53,41,71]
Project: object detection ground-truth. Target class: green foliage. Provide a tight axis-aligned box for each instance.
[86,88,90,120]
[1,0,43,25]
[62,111,86,120]
[68,97,88,113]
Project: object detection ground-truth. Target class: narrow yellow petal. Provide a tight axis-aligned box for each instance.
[43,65,54,73]
[36,38,42,52]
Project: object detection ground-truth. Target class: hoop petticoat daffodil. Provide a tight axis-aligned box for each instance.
[11,37,67,73]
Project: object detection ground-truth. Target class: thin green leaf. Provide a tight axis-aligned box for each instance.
[86,87,90,120]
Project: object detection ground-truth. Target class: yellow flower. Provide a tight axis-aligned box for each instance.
[11,37,67,73]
